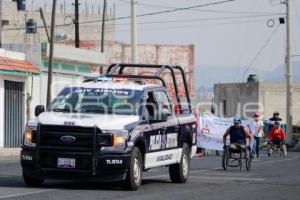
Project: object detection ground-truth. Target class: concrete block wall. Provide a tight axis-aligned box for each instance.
[214,83,259,118]
[214,82,300,124]
[259,83,300,125]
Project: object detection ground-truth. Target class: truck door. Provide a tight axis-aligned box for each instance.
[144,90,181,169]
[152,90,179,151]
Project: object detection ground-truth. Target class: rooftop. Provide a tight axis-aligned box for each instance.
[0,49,39,76]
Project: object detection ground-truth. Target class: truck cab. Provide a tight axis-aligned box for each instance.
[21,64,197,190]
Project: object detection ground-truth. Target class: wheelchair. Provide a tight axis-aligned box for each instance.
[267,140,287,157]
[222,144,252,171]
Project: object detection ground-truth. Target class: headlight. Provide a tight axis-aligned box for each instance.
[23,127,36,147]
[100,130,128,150]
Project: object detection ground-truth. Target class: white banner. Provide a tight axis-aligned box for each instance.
[197,113,255,151]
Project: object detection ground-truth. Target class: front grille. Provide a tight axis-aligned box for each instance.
[39,125,99,151]
[38,125,99,171]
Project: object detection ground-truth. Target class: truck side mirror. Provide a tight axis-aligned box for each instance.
[35,105,45,117]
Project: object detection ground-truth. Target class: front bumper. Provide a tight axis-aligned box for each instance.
[21,148,131,182]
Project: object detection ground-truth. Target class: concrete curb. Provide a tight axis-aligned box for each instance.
[0,148,21,157]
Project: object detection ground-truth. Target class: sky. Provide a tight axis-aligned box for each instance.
[29,0,300,73]
[113,0,300,72]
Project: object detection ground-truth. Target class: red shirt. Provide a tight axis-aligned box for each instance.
[269,127,286,141]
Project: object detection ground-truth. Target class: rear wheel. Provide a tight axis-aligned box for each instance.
[169,143,190,183]
[123,147,143,191]
[267,144,271,157]
[23,172,44,187]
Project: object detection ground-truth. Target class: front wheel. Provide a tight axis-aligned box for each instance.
[222,147,229,171]
[123,147,143,191]
[246,157,252,171]
[23,172,44,187]
[169,143,190,183]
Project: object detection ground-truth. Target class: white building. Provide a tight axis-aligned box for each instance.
[0,46,106,148]
[0,48,39,148]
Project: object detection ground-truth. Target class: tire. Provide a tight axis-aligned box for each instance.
[23,172,44,187]
[222,148,229,171]
[123,147,143,191]
[169,143,190,183]
[246,157,252,171]
[239,160,243,172]
[282,144,287,157]
[267,144,271,157]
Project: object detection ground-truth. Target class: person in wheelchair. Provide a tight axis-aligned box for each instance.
[223,118,253,157]
[268,121,286,148]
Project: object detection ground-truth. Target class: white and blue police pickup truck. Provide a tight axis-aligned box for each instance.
[21,64,197,190]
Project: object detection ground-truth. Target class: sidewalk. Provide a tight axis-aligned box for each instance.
[0,148,20,157]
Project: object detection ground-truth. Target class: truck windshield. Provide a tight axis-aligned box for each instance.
[50,87,143,115]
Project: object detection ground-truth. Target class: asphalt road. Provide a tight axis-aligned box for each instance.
[0,152,299,200]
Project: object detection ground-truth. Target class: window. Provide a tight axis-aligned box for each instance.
[153,90,172,115]
[78,66,91,73]
[43,61,59,69]
[50,87,143,115]
[145,91,158,120]
[145,90,172,121]
[61,64,76,71]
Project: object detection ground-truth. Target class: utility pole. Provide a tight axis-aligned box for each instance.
[131,0,138,73]
[46,0,57,108]
[285,0,293,145]
[100,0,107,75]
[74,0,80,48]
[0,0,2,48]
[101,0,106,53]
[39,7,51,43]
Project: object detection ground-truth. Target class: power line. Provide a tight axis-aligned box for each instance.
[112,19,269,33]
[242,24,280,82]
[118,0,285,16]
[78,0,237,25]
[3,0,239,31]
[61,19,269,35]
[112,14,283,26]
[3,13,282,32]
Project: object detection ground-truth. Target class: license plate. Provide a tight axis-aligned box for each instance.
[57,158,76,169]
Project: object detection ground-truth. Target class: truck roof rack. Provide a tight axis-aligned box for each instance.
[106,63,192,113]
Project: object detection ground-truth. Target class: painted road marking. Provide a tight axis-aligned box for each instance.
[144,174,264,182]
[0,189,58,199]
[190,176,265,182]
[259,156,299,165]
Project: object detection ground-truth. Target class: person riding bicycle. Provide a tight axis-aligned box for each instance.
[269,111,283,122]
[269,121,286,147]
[223,118,253,156]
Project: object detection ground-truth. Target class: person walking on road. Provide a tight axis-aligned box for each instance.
[252,112,264,158]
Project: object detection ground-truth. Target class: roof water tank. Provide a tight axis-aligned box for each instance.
[16,0,26,11]
[26,19,37,34]
[247,74,259,83]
